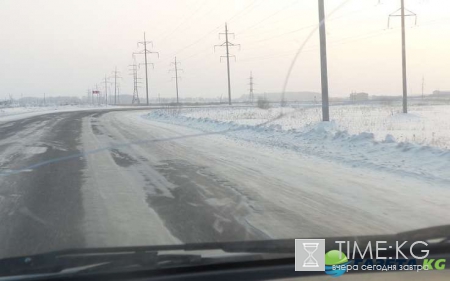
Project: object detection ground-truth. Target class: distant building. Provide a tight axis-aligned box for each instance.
[431,90,450,97]
[350,92,369,101]
[371,95,399,101]
[240,91,320,102]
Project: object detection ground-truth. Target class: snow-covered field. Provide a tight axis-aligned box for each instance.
[143,103,450,184]
[154,103,450,149]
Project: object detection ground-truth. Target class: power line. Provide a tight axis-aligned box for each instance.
[129,54,142,105]
[242,23,317,45]
[102,75,112,106]
[261,0,350,121]
[388,0,417,114]
[169,57,183,104]
[237,0,300,34]
[111,67,122,105]
[182,45,215,61]
[239,49,300,63]
[214,23,240,105]
[422,75,425,99]
[95,84,100,106]
[117,83,121,104]
[238,27,397,64]
[227,0,263,24]
[155,0,206,41]
[249,71,255,103]
[159,25,222,63]
[239,3,375,43]
[157,0,263,62]
[86,89,90,105]
[241,13,380,51]
[134,32,159,105]
[414,16,450,28]
[242,13,302,36]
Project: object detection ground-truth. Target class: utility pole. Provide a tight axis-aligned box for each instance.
[401,0,407,113]
[104,75,109,106]
[96,84,100,106]
[318,0,330,121]
[249,71,254,103]
[111,67,122,105]
[225,24,231,106]
[114,67,117,105]
[135,32,159,105]
[117,83,121,104]
[129,54,141,104]
[169,57,183,104]
[215,23,240,105]
[422,76,425,99]
[44,93,46,106]
[319,0,330,121]
[388,0,416,113]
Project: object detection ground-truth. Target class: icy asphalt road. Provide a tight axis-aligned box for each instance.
[0,109,449,258]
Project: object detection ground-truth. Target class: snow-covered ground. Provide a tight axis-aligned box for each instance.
[116,111,450,239]
[2,107,449,252]
[177,103,450,149]
[143,104,450,185]
[0,105,134,123]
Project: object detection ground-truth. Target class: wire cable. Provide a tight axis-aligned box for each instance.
[237,0,300,34]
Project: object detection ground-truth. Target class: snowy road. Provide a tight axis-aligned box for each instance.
[1,109,449,258]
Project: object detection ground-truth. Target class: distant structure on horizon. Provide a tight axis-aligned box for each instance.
[350,92,369,101]
[431,90,450,97]
[241,91,320,102]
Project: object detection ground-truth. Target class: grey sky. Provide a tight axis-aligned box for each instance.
[1,0,449,100]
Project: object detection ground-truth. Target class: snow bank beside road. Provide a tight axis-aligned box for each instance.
[181,105,450,149]
[143,110,450,184]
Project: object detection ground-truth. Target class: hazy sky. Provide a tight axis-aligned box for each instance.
[1,0,450,100]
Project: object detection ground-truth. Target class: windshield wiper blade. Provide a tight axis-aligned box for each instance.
[1,224,449,277]
[0,250,204,277]
[0,239,297,277]
[0,240,291,277]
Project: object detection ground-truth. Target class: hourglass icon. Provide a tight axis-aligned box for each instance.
[303,243,319,267]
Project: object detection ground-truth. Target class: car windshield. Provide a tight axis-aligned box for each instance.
[0,0,449,277]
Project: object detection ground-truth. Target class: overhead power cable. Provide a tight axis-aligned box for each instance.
[156,0,209,44]
[237,0,300,34]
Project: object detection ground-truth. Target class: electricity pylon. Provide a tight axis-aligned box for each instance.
[111,67,122,105]
[135,32,159,105]
[103,75,112,106]
[129,54,142,105]
[249,71,255,103]
[215,23,240,105]
[169,57,183,104]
